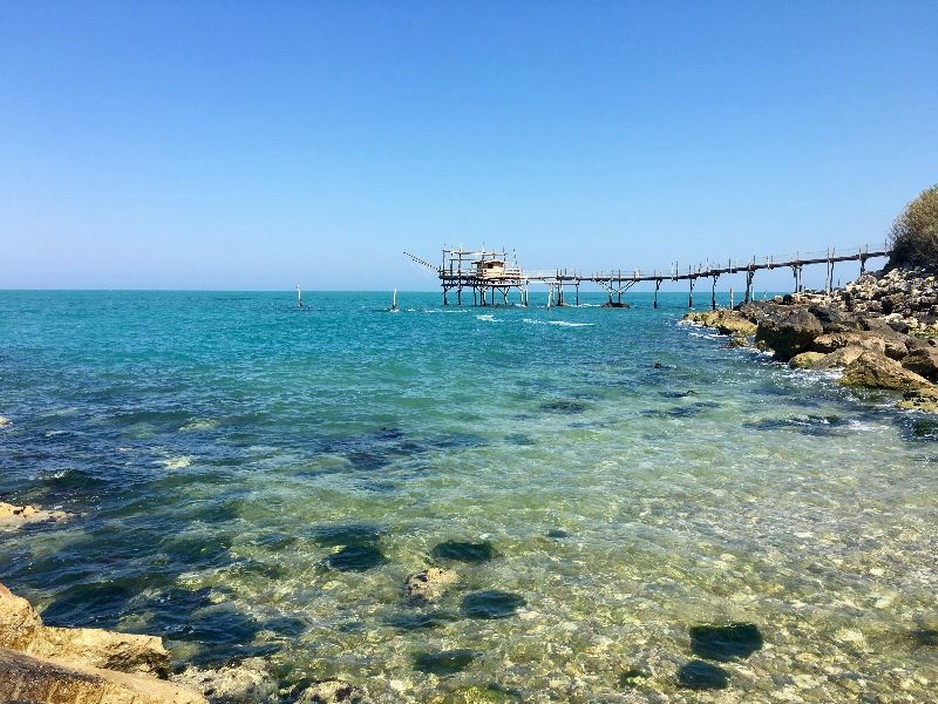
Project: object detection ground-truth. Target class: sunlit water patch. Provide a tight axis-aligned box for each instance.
[1,291,937,702]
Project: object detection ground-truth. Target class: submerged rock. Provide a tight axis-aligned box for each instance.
[174,658,276,703]
[677,659,729,690]
[618,668,648,688]
[689,622,764,661]
[413,648,479,676]
[431,540,498,563]
[294,678,359,703]
[325,544,388,572]
[460,591,525,619]
[431,684,521,703]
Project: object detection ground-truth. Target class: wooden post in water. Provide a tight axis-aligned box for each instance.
[654,279,662,309]
[711,274,718,310]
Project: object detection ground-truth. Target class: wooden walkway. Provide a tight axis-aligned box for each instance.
[405,244,891,308]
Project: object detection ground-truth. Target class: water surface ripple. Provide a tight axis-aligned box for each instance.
[1,291,936,702]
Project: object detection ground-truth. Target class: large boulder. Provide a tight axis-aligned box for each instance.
[902,347,938,383]
[754,307,824,362]
[0,646,205,704]
[0,583,170,676]
[839,351,936,392]
[0,583,204,704]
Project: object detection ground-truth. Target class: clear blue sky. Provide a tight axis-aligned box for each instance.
[1,1,936,291]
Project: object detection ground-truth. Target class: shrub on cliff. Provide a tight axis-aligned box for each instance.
[889,184,938,271]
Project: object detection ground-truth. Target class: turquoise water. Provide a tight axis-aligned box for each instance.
[1,290,936,702]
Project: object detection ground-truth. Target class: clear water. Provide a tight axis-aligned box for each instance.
[1,290,936,702]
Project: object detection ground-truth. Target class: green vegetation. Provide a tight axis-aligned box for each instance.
[889,184,938,271]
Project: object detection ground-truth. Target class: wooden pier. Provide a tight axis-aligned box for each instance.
[404,244,891,309]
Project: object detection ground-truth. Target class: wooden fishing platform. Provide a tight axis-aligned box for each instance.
[404,244,891,309]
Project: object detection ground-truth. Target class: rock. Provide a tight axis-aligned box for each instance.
[839,351,936,392]
[0,646,206,704]
[816,345,867,370]
[902,347,938,382]
[899,387,938,413]
[431,685,520,703]
[460,590,526,619]
[0,583,199,704]
[807,304,863,332]
[753,306,823,362]
[0,416,10,427]
[173,658,276,703]
[430,540,497,563]
[811,331,886,355]
[404,568,459,604]
[0,583,171,677]
[413,648,479,676]
[324,544,387,572]
[689,623,764,661]
[684,310,756,337]
[677,659,729,690]
[0,501,70,529]
[789,351,827,369]
[294,679,358,703]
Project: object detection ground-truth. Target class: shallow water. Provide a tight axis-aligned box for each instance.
[1,290,936,702]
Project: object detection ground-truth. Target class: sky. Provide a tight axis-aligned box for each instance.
[1,1,936,292]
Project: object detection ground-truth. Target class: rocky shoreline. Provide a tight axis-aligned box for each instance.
[685,265,938,412]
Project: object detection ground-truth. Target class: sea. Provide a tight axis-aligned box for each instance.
[0,290,936,703]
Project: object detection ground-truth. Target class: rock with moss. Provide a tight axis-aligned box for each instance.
[900,387,938,413]
[789,351,828,369]
[684,310,757,337]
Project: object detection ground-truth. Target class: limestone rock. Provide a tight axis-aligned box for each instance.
[839,351,936,392]
[173,659,277,703]
[0,583,170,677]
[754,306,823,362]
[0,501,70,529]
[789,351,827,370]
[0,646,206,704]
[684,310,756,337]
[0,583,198,704]
[900,387,938,413]
[294,679,359,703]
[816,345,867,370]
[902,347,938,383]
[404,567,459,604]
[811,331,886,355]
